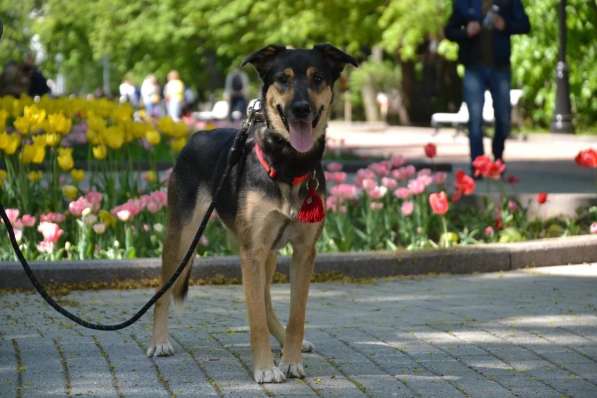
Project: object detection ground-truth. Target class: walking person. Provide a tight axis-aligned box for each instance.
[224,68,249,120]
[444,0,530,166]
[141,74,161,116]
[164,70,184,121]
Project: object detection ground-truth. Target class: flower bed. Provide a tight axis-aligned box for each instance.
[1,97,596,261]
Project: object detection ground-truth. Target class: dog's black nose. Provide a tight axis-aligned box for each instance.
[291,101,311,119]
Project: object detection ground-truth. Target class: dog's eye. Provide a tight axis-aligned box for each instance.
[312,74,324,85]
[276,74,289,85]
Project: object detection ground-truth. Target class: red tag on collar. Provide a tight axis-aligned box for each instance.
[297,185,325,223]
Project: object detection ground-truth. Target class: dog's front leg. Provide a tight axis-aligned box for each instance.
[240,246,286,384]
[279,237,317,378]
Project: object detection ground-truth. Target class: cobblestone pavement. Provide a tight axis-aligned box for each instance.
[1,263,597,397]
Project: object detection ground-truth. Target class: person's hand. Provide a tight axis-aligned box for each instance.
[494,15,506,31]
[467,21,481,37]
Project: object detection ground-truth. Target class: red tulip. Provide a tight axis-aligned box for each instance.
[506,175,520,185]
[429,191,449,215]
[486,159,506,180]
[455,170,476,195]
[575,149,597,168]
[424,143,437,159]
[472,155,492,177]
[536,192,548,204]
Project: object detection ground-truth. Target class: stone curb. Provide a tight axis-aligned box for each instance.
[1,235,596,289]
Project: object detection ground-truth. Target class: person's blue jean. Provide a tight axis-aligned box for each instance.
[463,65,511,163]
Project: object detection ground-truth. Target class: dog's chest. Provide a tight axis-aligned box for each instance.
[270,183,305,249]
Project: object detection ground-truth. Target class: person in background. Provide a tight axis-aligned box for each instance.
[119,75,138,105]
[141,74,161,116]
[224,68,249,120]
[444,0,530,168]
[23,54,50,97]
[164,70,184,121]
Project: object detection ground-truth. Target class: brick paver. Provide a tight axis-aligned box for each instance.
[1,263,597,397]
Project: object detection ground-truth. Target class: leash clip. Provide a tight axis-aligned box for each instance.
[242,98,264,129]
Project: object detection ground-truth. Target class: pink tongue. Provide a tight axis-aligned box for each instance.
[289,121,314,153]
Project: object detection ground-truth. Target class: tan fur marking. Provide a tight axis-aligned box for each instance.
[265,84,293,140]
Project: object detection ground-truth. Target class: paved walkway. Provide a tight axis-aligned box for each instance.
[2,264,597,397]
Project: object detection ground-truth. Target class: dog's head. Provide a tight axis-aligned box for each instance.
[242,44,357,153]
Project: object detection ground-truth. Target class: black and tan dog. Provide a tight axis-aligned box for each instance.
[147,44,357,383]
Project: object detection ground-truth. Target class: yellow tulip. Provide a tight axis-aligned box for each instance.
[13,116,31,134]
[103,126,124,149]
[170,137,187,152]
[57,147,74,171]
[143,170,157,183]
[27,170,43,183]
[0,169,6,186]
[62,185,78,201]
[0,132,20,155]
[45,133,61,146]
[46,113,72,135]
[0,110,8,128]
[70,169,85,183]
[99,209,116,227]
[145,129,161,145]
[23,105,46,131]
[92,145,107,160]
[21,144,46,164]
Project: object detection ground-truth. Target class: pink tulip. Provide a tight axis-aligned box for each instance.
[368,162,389,177]
[407,178,426,195]
[85,191,103,212]
[21,214,36,228]
[325,171,347,184]
[591,222,597,235]
[401,201,414,216]
[361,178,377,191]
[37,222,64,242]
[69,197,92,217]
[369,201,384,210]
[433,172,448,185]
[40,212,66,224]
[355,169,376,186]
[417,168,432,177]
[367,185,388,200]
[394,187,410,200]
[330,184,360,200]
[93,223,107,234]
[326,196,339,211]
[390,155,406,168]
[381,177,398,190]
[5,208,19,225]
[484,226,495,237]
[417,174,433,188]
[508,200,518,212]
[429,191,449,216]
[146,200,161,214]
[326,162,343,172]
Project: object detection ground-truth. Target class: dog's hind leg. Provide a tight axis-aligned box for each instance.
[148,185,209,357]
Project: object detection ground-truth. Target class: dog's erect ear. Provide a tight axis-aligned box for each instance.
[242,45,286,78]
[314,44,358,80]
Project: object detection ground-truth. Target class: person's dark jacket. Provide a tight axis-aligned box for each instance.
[444,0,530,67]
[28,68,50,97]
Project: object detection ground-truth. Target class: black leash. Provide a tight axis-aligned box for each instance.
[0,101,262,331]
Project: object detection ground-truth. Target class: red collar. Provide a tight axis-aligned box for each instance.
[254,143,311,186]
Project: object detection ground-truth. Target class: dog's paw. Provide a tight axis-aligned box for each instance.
[146,340,174,357]
[278,360,306,378]
[254,367,286,384]
[301,339,315,353]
